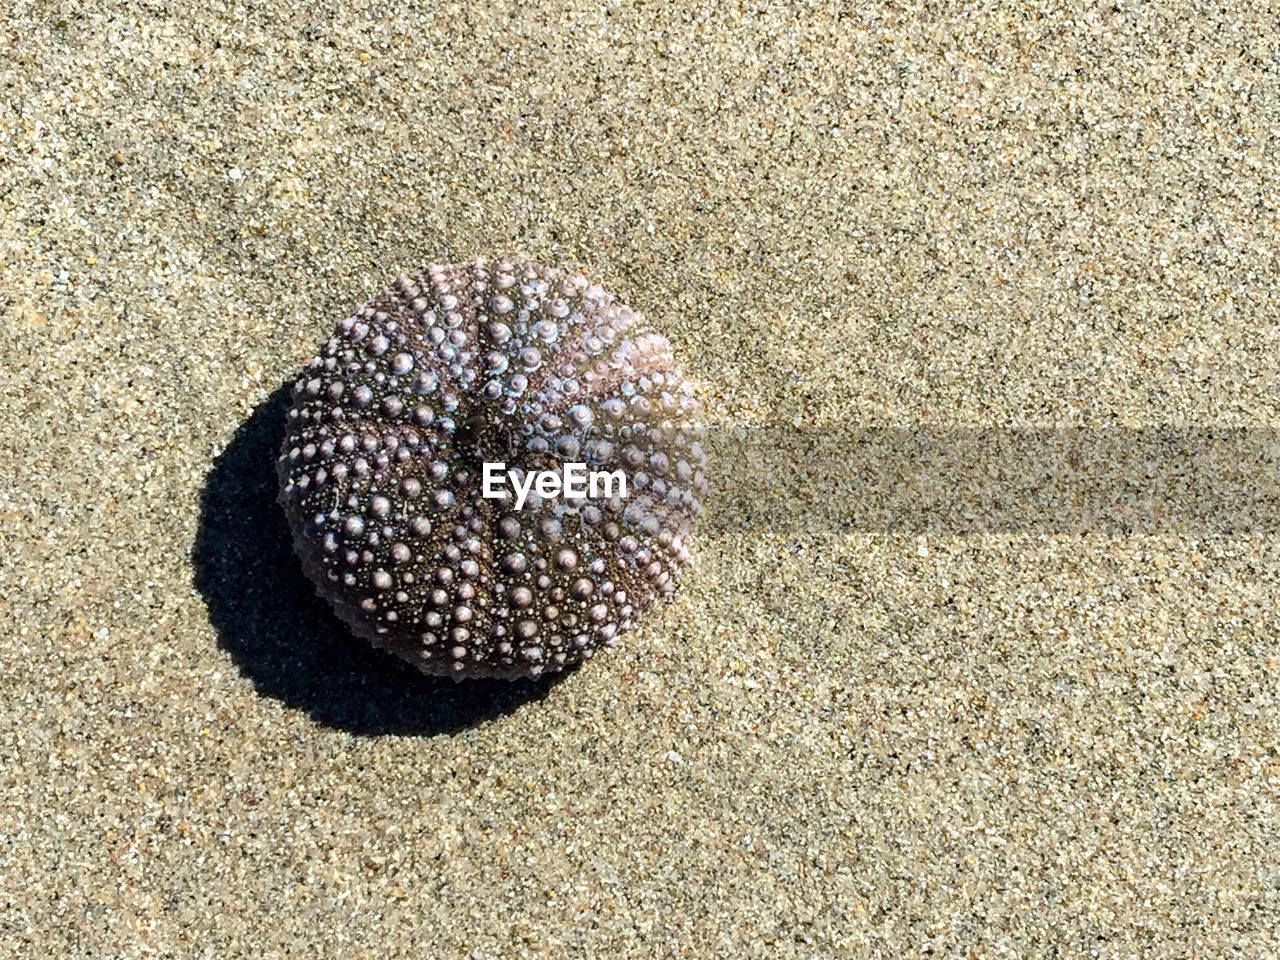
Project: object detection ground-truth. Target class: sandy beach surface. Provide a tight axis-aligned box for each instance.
[3,1,1279,956]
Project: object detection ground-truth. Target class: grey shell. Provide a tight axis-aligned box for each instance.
[277,258,706,679]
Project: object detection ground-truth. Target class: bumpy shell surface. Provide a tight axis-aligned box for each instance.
[277,258,706,679]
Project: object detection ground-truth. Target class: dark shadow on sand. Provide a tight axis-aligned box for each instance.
[192,383,567,737]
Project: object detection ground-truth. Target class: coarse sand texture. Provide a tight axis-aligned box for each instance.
[3,2,1280,958]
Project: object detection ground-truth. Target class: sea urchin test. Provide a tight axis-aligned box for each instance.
[277,258,706,679]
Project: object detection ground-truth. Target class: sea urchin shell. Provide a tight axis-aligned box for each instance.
[277,258,706,679]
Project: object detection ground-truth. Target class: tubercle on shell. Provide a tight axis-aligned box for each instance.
[277,258,707,680]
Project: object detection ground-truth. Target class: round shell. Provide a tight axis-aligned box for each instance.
[277,258,706,679]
